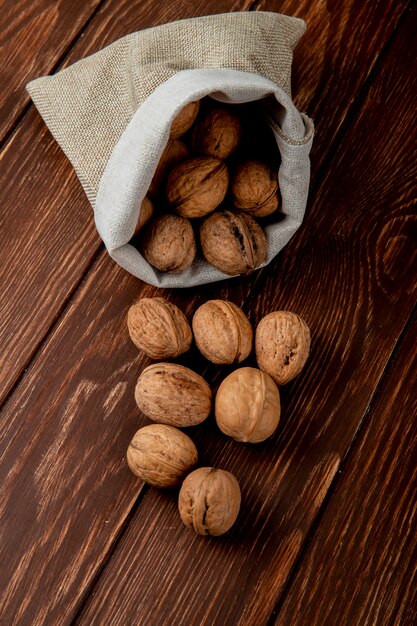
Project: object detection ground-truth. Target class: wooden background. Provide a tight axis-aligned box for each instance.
[0,0,416,624]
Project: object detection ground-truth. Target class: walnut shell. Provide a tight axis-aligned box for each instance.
[256,311,311,384]
[133,196,154,237]
[135,363,212,427]
[232,160,279,217]
[140,214,196,272]
[192,106,242,159]
[127,297,192,359]
[170,100,200,139]
[200,209,267,276]
[178,467,241,536]
[192,300,252,364]
[166,156,229,218]
[127,424,198,488]
[215,367,280,443]
[148,140,190,198]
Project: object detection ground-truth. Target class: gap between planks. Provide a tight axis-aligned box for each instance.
[265,302,417,626]
[0,0,410,419]
[0,0,109,153]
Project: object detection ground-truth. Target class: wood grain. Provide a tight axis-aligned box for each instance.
[0,0,103,143]
[0,0,252,408]
[0,1,414,624]
[275,316,417,626]
[73,10,417,626]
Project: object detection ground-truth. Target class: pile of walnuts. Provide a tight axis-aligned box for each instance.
[132,98,281,276]
[126,296,310,536]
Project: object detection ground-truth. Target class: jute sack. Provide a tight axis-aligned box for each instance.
[26,11,314,288]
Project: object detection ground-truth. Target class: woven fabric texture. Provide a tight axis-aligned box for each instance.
[27,11,305,203]
[26,11,314,288]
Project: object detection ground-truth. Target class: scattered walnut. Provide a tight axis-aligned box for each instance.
[166,156,229,218]
[192,300,252,364]
[192,106,242,159]
[256,311,310,384]
[133,196,154,237]
[170,100,200,139]
[232,160,279,217]
[140,214,196,272]
[215,367,280,443]
[127,424,198,488]
[148,140,190,198]
[178,467,241,535]
[200,209,267,275]
[127,297,192,359]
[135,363,212,427]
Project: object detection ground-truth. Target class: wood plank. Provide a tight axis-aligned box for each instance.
[73,10,417,626]
[0,0,407,408]
[275,316,417,626]
[0,0,253,408]
[0,0,103,143]
[0,0,413,623]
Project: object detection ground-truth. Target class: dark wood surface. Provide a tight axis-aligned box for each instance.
[0,1,415,625]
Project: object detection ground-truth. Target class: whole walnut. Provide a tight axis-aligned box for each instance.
[140,214,196,272]
[148,139,190,197]
[215,367,280,443]
[192,300,252,364]
[133,196,154,237]
[166,156,228,218]
[127,424,198,488]
[200,209,267,276]
[192,106,242,159]
[135,363,212,427]
[178,467,241,536]
[256,311,311,385]
[127,297,192,359]
[170,100,200,139]
[232,160,279,217]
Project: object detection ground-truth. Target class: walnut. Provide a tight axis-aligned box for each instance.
[166,156,229,218]
[200,209,267,275]
[215,367,280,443]
[170,100,200,139]
[135,363,212,427]
[140,214,196,272]
[232,160,279,217]
[133,196,154,237]
[127,424,198,488]
[256,311,311,384]
[148,139,190,198]
[178,467,241,536]
[192,300,252,364]
[192,106,242,159]
[127,297,192,359]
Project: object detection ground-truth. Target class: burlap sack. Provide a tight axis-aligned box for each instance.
[27,11,314,288]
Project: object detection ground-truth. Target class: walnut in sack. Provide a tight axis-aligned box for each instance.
[135,363,212,427]
[127,424,198,488]
[148,140,190,197]
[133,196,154,237]
[140,214,196,272]
[192,105,242,159]
[215,367,280,443]
[178,467,241,536]
[170,100,200,138]
[200,209,267,275]
[256,311,310,384]
[232,160,279,217]
[192,300,252,364]
[127,297,192,359]
[166,156,229,218]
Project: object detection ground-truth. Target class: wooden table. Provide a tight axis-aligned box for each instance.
[0,1,416,624]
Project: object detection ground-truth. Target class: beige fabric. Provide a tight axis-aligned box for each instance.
[26,11,314,288]
[26,11,305,203]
